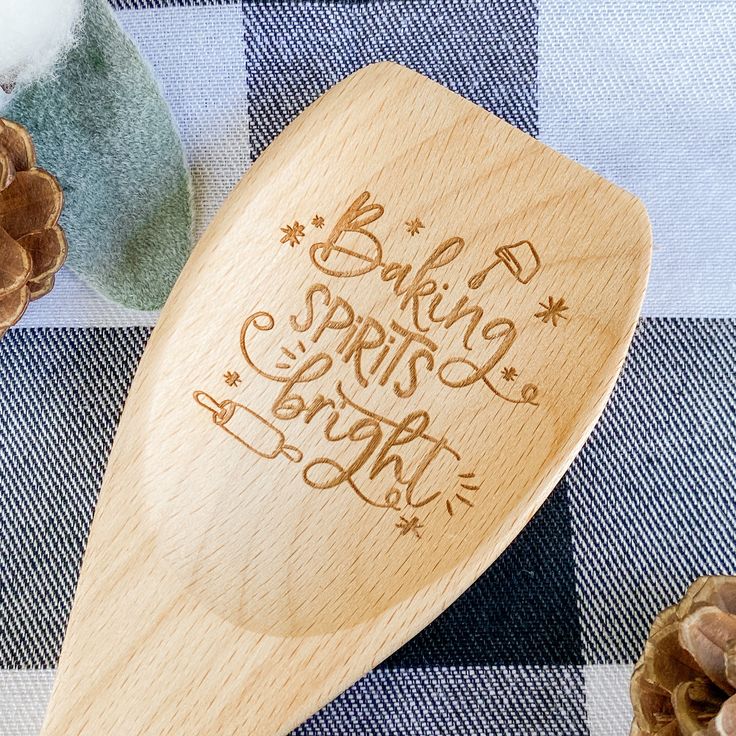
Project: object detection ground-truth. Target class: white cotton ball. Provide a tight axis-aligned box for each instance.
[0,0,82,90]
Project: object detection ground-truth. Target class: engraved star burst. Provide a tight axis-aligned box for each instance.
[405,218,424,236]
[535,296,569,327]
[311,214,325,228]
[396,515,423,538]
[501,366,518,382]
[445,472,479,516]
[280,221,305,247]
[224,371,241,387]
[275,340,306,370]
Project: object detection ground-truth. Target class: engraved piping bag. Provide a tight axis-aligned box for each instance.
[193,391,303,462]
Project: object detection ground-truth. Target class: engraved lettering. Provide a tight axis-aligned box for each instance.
[198,188,555,538]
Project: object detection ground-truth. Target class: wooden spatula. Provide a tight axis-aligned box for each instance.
[41,62,650,735]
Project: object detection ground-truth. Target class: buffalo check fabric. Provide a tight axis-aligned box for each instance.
[1,1,734,734]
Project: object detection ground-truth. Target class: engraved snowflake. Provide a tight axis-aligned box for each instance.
[535,296,569,327]
[280,221,305,247]
[223,371,241,387]
[396,515,423,538]
[405,218,424,236]
[311,215,325,228]
[501,366,518,382]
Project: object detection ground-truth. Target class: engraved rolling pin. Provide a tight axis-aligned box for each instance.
[193,391,303,463]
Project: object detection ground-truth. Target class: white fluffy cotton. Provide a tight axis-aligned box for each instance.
[0,0,82,92]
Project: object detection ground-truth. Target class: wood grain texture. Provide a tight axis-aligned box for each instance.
[41,62,651,735]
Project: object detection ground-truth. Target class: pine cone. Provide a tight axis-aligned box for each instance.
[631,576,736,736]
[0,117,66,338]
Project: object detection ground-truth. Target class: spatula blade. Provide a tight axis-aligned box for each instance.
[41,62,650,736]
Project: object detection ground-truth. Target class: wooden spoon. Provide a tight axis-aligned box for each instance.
[41,62,650,735]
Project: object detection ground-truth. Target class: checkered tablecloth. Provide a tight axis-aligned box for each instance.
[1,2,735,734]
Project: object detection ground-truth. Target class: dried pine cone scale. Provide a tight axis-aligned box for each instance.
[0,119,35,171]
[0,169,64,236]
[0,147,14,190]
[672,680,723,734]
[0,278,29,332]
[681,606,736,694]
[632,577,736,736]
[0,117,66,337]
[20,225,65,279]
[0,225,31,295]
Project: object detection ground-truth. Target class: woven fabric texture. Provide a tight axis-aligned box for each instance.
[1,1,735,735]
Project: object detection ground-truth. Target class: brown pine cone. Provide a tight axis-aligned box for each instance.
[631,576,736,736]
[0,117,67,338]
